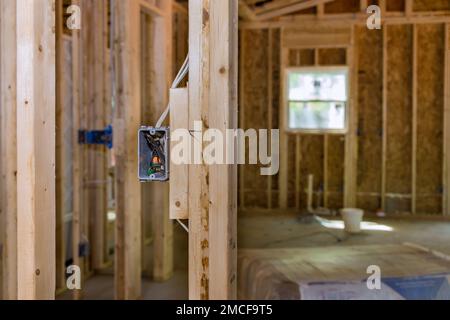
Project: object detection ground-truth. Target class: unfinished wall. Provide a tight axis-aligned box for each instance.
[240,29,270,208]
[356,26,383,211]
[239,5,448,216]
[416,24,445,214]
[385,25,413,214]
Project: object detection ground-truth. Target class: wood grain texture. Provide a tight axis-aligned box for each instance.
[16,0,56,300]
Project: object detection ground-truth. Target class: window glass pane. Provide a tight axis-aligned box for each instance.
[288,71,347,101]
[289,101,346,130]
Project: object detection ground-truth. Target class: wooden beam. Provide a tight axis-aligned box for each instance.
[295,136,301,209]
[152,0,174,282]
[239,30,246,209]
[239,0,257,21]
[405,0,413,17]
[188,0,238,300]
[268,29,273,209]
[0,0,18,300]
[170,89,189,220]
[279,43,289,209]
[444,23,450,216]
[113,0,142,300]
[55,0,67,292]
[256,0,335,21]
[360,0,368,13]
[381,25,388,212]
[412,24,418,215]
[240,13,450,29]
[71,0,83,300]
[16,0,56,300]
[343,26,358,208]
[88,0,109,271]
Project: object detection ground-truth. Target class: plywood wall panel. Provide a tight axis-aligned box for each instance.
[416,24,445,214]
[327,135,345,209]
[299,136,325,209]
[318,48,347,66]
[355,27,383,211]
[414,0,450,11]
[325,0,360,13]
[387,0,405,12]
[242,29,269,208]
[386,25,413,213]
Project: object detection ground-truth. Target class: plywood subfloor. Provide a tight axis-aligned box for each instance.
[57,213,450,300]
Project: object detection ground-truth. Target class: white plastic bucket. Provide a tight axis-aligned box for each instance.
[341,208,364,233]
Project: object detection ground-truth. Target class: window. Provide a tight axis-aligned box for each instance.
[286,67,348,133]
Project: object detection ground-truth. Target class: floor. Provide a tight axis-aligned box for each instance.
[58,212,450,300]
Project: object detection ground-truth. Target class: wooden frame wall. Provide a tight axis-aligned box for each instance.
[112,0,174,300]
[188,0,238,300]
[16,0,56,299]
[0,0,18,300]
[239,1,450,216]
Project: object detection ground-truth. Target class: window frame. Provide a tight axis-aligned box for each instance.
[284,66,350,135]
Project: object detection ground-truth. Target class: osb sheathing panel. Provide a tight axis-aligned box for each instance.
[242,29,269,208]
[318,48,347,66]
[386,25,413,199]
[325,0,360,13]
[288,49,315,67]
[387,0,405,12]
[414,0,450,11]
[357,196,381,212]
[416,24,445,214]
[299,135,325,209]
[327,135,345,209]
[355,27,383,211]
[287,135,297,208]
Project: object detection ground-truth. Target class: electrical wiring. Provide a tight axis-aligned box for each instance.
[155,54,190,233]
[155,55,189,128]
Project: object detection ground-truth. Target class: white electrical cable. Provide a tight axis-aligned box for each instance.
[155,55,189,128]
[176,219,189,233]
[155,55,190,233]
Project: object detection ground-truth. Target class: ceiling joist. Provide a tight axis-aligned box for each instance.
[239,0,336,22]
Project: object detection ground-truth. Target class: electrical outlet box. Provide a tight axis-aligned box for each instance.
[138,127,170,182]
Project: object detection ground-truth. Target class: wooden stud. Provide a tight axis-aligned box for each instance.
[0,0,18,300]
[151,0,174,282]
[279,40,289,209]
[55,0,67,292]
[295,136,301,209]
[71,0,83,300]
[344,25,359,208]
[188,0,238,300]
[240,12,450,30]
[113,0,142,300]
[412,24,418,215]
[268,29,273,209]
[170,88,189,220]
[444,23,450,216]
[324,135,329,208]
[256,0,334,21]
[381,25,388,211]
[89,0,109,271]
[239,30,246,209]
[360,0,368,13]
[317,3,325,19]
[16,0,56,300]
[405,0,413,17]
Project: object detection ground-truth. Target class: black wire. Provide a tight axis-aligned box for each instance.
[144,133,166,166]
